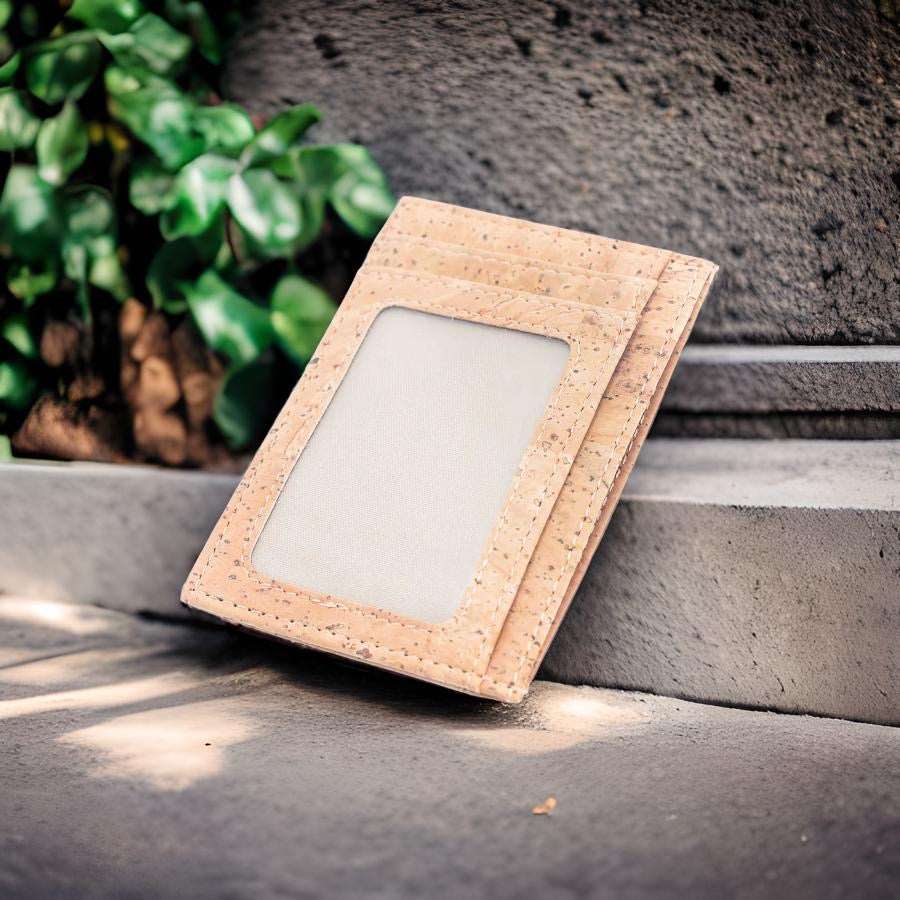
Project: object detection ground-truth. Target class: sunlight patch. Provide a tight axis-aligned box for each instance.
[59,698,258,791]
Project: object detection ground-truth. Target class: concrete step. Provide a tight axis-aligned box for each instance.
[655,345,900,438]
[1,439,897,723]
[664,345,900,413]
[543,439,899,725]
[2,605,898,899]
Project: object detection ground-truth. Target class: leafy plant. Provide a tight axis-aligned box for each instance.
[0,0,394,459]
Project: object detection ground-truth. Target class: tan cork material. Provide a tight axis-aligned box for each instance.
[182,197,717,701]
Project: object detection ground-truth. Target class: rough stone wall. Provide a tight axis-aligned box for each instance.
[225,0,900,345]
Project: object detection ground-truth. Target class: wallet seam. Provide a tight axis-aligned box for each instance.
[194,276,634,679]
[361,265,637,322]
[183,197,717,703]
[373,232,658,301]
[391,197,669,267]
[504,258,709,689]
[186,584,529,697]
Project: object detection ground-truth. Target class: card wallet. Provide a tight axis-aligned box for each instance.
[182,197,718,701]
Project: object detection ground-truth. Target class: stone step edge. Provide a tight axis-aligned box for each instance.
[664,344,900,412]
[1,440,896,724]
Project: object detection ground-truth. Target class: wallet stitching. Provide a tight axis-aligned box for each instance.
[505,260,708,688]
[186,226,712,701]
[197,278,630,679]
[472,314,629,670]
[383,224,661,281]
[394,200,668,264]
[509,261,706,685]
[362,266,637,324]
[188,584,521,697]
[239,309,583,628]
[191,260,707,698]
[373,233,656,305]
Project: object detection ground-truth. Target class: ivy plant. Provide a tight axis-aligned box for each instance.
[0,0,394,454]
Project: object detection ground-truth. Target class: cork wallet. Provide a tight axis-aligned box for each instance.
[182,197,718,702]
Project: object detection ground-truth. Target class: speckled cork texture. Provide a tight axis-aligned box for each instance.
[182,197,717,701]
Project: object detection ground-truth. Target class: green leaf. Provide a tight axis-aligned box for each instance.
[1,313,37,358]
[107,79,204,169]
[129,156,175,214]
[240,104,321,168]
[0,2,11,29]
[193,104,254,156]
[26,32,102,104]
[0,166,62,263]
[0,51,20,85]
[330,173,395,238]
[183,2,221,63]
[0,89,41,151]
[294,190,326,249]
[69,0,145,33]
[104,62,171,95]
[186,269,274,366]
[268,146,343,248]
[213,359,274,449]
[0,358,37,410]
[160,153,236,240]
[107,78,203,170]
[146,229,219,313]
[101,13,191,76]
[227,169,301,253]
[88,246,128,300]
[0,434,12,461]
[269,274,336,366]
[270,144,342,185]
[63,184,115,241]
[324,145,395,237]
[61,241,90,316]
[61,185,129,301]
[164,0,222,63]
[36,102,89,186]
[8,261,58,304]
[270,143,394,239]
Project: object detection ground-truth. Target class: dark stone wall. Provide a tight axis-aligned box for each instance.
[226,0,900,347]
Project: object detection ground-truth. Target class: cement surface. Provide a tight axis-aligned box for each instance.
[664,346,900,413]
[226,0,900,345]
[0,461,236,616]
[547,501,900,725]
[1,440,896,723]
[623,439,900,509]
[544,440,900,725]
[652,411,900,440]
[2,605,898,899]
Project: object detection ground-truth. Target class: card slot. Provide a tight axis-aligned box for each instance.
[182,197,717,702]
[481,255,716,699]
[373,228,660,288]
[368,234,657,313]
[361,264,640,329]
[386,197,671,280]
[184,267,641,681]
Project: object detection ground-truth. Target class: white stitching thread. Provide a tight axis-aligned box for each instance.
[197,272,629,678]
[190,254,711,698]
[502,260,710,689]
[371,234,656,310]
[391,199,669,269]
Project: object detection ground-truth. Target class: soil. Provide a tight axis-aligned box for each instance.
[13,301,236,468]
[10,220,369,468]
